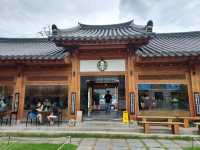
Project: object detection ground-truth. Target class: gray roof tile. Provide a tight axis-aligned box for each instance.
[0,25,200,61]
[137,31,200,57]
[52,20,152,41]
[0,38,68,60]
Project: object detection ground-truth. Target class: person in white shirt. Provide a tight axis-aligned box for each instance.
[0,99,7,112]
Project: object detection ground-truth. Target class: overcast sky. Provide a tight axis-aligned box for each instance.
[1,0,200,37]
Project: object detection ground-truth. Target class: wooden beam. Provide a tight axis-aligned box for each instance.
[136,56,189,64]
[80,71,125,76]
[0,59,69,65]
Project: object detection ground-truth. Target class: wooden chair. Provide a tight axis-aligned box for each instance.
[48,111,62,126]
[0,111,9,126]
[9,94,20,126]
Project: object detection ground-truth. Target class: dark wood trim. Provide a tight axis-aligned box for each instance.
[80,71,126,76]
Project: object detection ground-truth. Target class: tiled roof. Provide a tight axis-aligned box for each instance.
[0,38,68,60]
[0,30,200,61]
[136,31,200,57]
[52,20,153,41]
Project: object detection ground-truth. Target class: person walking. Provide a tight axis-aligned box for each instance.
[104,91,112,113]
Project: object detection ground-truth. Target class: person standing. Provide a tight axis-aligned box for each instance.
[93,92,100,110]
[104,91,112,113]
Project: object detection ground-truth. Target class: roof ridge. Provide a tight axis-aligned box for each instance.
[156,31,200,36]
[78,20,134,29]
[0,37,49,42]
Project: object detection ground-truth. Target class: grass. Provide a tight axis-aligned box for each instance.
[0,131,195,141]
[184,148,200,150]
[0,143,77,150]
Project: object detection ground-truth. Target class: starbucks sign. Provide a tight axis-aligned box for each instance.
[80,59,125,72]
[97,59,108,71]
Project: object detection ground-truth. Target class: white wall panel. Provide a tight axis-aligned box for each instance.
[80,59,125,72]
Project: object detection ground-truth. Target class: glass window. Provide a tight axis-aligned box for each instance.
[138,84,189,116]
[24,85,68,111]
[0,85,13,111]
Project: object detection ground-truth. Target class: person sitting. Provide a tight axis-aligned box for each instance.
[47,103,59,125]
[0,98,7,112]
[35,101,44,123]
[28,101,43,124]
[28,105,38,121]
[43,99,51,112]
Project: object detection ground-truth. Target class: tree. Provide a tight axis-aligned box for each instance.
[38,25,52,37]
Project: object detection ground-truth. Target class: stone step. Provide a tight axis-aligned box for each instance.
[83,118,122,121]
[80,121,134,129]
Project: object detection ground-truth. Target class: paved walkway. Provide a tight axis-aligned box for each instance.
[75,138,197,150]
[1,137,199,150]
[0,121,199,136]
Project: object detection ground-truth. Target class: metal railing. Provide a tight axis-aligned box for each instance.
[192,137,200,149]
[56,136,71,150]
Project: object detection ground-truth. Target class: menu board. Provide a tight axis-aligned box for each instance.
[130,92,134,114]
[194,92,200,115]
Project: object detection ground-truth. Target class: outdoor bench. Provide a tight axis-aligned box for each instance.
[137,116,200,128]
[140,121,183,134]
[177,117,200,128]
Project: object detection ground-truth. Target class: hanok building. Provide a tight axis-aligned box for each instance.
[0,20,200,121]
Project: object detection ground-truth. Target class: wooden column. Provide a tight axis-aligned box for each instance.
[187,65,200,116]
[15,67,25,120]
[126,49,137,119]
[69,51,80,118]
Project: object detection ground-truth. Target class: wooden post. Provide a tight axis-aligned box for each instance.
[171,123,180,134]
[168,118,173,128]
[144,123,149,133]
[187,65,198,117]
[126,48,137,120]
[183,118,189,128]
[70,51,80,118]
[15,67,25,120]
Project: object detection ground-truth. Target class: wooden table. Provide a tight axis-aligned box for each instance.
[137,116,200,128]
[137,116,177,127]
[141,121,181,134]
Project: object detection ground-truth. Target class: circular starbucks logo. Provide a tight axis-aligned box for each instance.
[97,59,108,71]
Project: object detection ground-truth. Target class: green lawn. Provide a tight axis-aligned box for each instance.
[184,148,200,150]
[0,143,77,150]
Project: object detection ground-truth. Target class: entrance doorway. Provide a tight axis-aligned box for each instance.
[80,76,125,120]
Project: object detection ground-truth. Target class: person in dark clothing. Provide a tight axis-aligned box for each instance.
[93,92,100,110]
[104,91,112,112]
